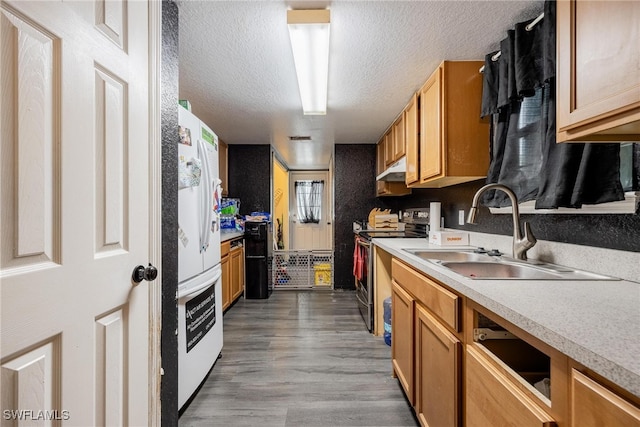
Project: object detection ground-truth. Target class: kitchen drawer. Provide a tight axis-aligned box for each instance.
[571,369,640,427]
[466,345,557,427]
[221,241,231,257]
[391,259,459,331]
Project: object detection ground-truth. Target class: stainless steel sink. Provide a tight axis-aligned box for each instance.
[440,261,562,280]
[403,248,619,280]
[404,249,491,263]
[439,260,619,281]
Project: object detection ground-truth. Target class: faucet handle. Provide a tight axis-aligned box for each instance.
[523,222,537,248]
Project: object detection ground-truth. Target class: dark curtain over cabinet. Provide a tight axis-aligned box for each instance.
[480,0,624,209]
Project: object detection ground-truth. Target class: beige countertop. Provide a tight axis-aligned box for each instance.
[221,231,244,242]
[373,237,640,399]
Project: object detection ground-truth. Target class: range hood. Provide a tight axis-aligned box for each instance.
[376,156,407,182]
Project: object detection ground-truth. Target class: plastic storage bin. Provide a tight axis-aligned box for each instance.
[383,297,392,346]
[313,263,331,286]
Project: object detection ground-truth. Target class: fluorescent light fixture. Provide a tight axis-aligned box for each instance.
[287,9,330,115]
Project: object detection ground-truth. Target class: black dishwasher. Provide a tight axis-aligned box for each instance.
[244,221,272,299]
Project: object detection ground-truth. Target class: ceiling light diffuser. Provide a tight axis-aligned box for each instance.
[287,9,330,115]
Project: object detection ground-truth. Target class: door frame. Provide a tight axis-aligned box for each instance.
[148,1,162,424]
[288,170,333,250]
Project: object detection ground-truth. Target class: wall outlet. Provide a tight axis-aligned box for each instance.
[458,210,465,225]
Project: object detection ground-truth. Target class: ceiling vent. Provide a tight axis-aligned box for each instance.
[289,136,312,141]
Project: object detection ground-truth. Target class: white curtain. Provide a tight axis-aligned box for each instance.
[295,180,323,223]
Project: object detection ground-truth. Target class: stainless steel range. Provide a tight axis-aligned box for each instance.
[353,209,429,332]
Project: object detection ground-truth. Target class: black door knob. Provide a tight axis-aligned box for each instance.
[132,263,158,283]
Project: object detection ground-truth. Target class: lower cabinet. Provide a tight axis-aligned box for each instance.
[391,259,462,426]
[230,245,244,301]
[221,252,231,311]
[415,304,461,427]
[571,369,640,427]
[388,254,640,426]
[221,238,245,312]
[466,345,556,427]
[391,281,415,405]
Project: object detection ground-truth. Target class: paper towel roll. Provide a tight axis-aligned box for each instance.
[430,202,441,231]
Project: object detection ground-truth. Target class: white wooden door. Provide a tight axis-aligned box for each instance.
[289,171,332,250]
[1,1,156,426]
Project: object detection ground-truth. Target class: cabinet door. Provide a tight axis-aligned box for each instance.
[466,345,557,427]
[404,94,419,185]
[415,304,461,427]
[384,129,394,167]
[571,369,640,427]
[231,247,242,301]
[239,246,245,295]
[392,281,415,405]
[557,1,640,142]
[419,66,442,182]
[376,141,386,195]
[221,255,231,311]
[393,115,405,160]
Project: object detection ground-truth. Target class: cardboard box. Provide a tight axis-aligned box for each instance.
[429,231,469,246]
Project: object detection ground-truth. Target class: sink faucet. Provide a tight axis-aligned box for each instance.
[467,183,537,260]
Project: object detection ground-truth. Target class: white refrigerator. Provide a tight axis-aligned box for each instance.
[177,104,223,410]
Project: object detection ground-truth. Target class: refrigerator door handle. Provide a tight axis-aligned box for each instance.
[198,139,212,252]
[177,267,222,299]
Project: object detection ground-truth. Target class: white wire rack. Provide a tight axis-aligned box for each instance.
[272,250,334,289]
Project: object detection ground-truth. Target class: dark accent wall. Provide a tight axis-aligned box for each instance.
[228,145,272,215]
[334,145,394,289]
[161,2,179,426]
[332,144,639,290]
[396,181,640,253]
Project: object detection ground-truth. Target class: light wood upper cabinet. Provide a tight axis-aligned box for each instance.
[219,139,229,196]
[404,94,419,185]
[415,304,461,427]
[376,139,385,176]
[376,140,387,195]
[420,67,442,181]
[393,114,406,160]
[556,1,640,142]
[384,129,394,167]
[415,61,490,188]
[571,369,640,427]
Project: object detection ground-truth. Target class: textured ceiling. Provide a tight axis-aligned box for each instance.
[177,0,543,170]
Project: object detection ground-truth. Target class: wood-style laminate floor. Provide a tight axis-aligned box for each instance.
[179,290,418,427]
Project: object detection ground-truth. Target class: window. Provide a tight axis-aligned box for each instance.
[295,180,323,223]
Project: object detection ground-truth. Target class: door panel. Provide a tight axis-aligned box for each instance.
[289,171,331,250]
[1,1,152,425]
[178,107,205,282]
[415,304,461,427]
